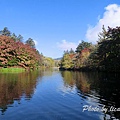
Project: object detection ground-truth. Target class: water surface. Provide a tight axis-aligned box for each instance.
[0,70,120,120]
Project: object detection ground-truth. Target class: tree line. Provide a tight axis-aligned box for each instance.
[0,27,36,48]
[0,27,54,69]
[60,26,120,72]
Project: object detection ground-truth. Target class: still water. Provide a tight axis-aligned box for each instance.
[0,70,120,120]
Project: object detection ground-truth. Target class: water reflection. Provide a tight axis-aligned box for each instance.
[75,72,90,93]
[61,71,75,87]
[0,70,120,120]
[0,71,43,114]
[60,71,120,120]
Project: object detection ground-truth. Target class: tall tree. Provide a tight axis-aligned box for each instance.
[97,26,120,72]
[26,38,35,48]
[0,27,11,36]
[75,40,92,53]
[11,33,17,41]
[69,48,75,54]
[11,34,23,42]
[60,53,74,69]
[17,34,23,42]
[98,25,107,42]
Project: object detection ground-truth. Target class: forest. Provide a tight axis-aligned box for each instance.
[0,27,54,71]
[60,26,120,72]
[1,26,120,72]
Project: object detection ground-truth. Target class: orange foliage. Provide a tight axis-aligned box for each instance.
[0,35,42,68]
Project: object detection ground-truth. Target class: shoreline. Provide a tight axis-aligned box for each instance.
[59,66,120,73]
[0,67,26,73]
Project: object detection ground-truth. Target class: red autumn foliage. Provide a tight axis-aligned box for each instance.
[0,35,42,69]
[69,54,75,59]
[81,48,90,53]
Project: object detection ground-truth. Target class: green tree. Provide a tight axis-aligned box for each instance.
[11,33,17,41]
[75,40,92,53]
[69,48,75,54]
[63,50,69,54]
[42,57,54,67]
[11,34,23,42]
[98,25,107,42]
[0,27,11,36]
[60,53,74,69]
[97,26,120,72]
[17,34,23,42]
[26,38,35,48]
[85,45,99,68]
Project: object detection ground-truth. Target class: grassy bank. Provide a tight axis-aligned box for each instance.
[0,67,25,73]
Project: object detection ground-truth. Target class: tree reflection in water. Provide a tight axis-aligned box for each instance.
[61,71,120,120]
[0,70,120,119]
[61,71,75,87]
[60,71,90,93]
[75,72,90,93]
[0,71,43,114]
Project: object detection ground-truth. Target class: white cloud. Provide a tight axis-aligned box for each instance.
[57,40,80,51]
[86,4,120,43]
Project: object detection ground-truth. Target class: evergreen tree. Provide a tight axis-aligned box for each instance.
[76,40,91,53]
[69,48,75,54]
[97,26,120,72]
[26,38,35,48]
[17,34,23,42]
[11,33,17,41]
[0,27,11,36]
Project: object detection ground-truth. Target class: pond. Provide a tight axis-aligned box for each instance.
[0,70,120,120]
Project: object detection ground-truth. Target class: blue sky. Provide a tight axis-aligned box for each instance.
[0,0,120,58]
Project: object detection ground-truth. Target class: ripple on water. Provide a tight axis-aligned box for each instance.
[0,71,120,120]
